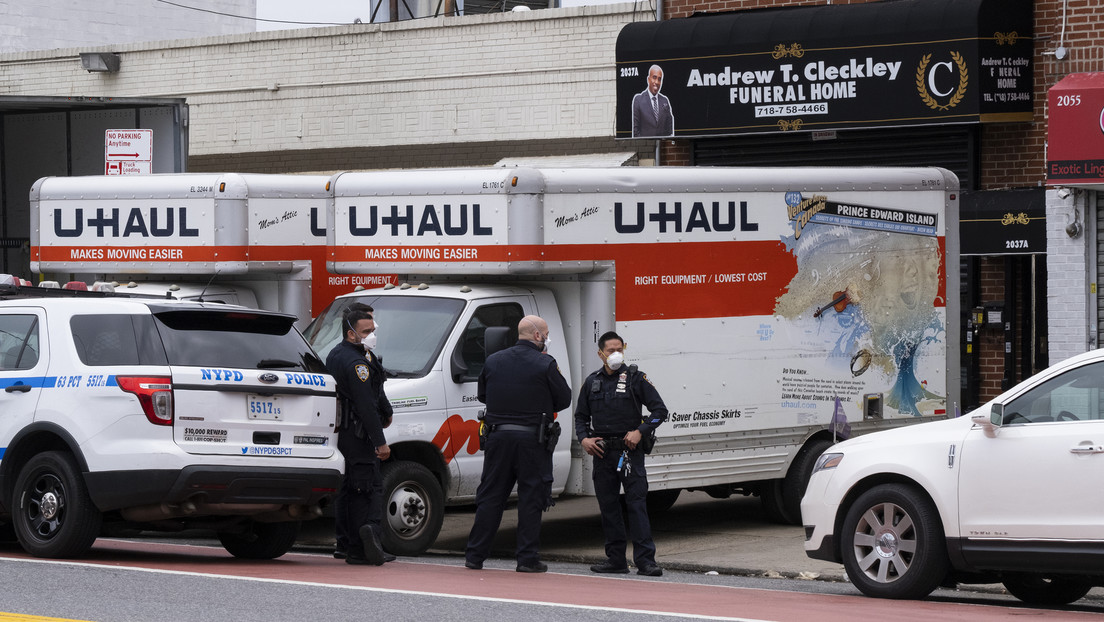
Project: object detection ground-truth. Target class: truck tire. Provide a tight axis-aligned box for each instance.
[779,438,833,525]
[380,460,444,556]
[218,521,301,560]
[645,489,680,515]
[759,479,792,524]
[1001,574,1093,606]
[13,451,102,558]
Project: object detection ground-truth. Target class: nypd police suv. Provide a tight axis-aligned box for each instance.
[0,275,341,559]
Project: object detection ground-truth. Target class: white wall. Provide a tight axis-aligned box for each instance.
[0,3,644,164]
[0,0,257,53]
[1046,188,1094,361]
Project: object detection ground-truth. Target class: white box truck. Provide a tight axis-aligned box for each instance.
[29,173,394,327]
[301,166,960,555]
[29,167,960,557]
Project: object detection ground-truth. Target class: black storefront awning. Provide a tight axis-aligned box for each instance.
[615,0,1033,139]
[960,189,1045,256]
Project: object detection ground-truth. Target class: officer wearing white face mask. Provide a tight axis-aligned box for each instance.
[325,302,394,565]
[575,330,668,577]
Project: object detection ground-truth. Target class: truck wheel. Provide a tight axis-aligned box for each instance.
[1001,574,1093,605]
[840,483,948,600]
[13,451,102,558]
[645,489,680,515]
[780,438,833,525]
[380,460,444,556]
[218,521,301,559]
[760,479,793,524]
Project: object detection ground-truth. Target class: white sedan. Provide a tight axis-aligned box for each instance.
[802,349,1104,605]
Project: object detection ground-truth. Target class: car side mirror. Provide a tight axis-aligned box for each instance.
[971,402,1004,437]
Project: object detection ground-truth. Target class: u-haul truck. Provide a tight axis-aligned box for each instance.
[301,166,960,555]
[30,167,960,557]
[29,173,393,327]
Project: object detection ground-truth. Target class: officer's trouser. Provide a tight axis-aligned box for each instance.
[336,431,384,559]
[593,446,656,568]
[465,428,552,567]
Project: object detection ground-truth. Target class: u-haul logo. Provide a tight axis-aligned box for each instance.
[53,207,199,238]
[345,204,493,238]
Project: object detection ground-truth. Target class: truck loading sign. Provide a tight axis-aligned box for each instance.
[105,129,152,175]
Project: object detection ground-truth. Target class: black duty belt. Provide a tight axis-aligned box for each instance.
[492,424,539,433]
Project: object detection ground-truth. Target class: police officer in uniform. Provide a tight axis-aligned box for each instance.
[575,331,668,576]
[326,303,395,566]
[465,315,572,573]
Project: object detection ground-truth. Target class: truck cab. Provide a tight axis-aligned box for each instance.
[305,283,575,556]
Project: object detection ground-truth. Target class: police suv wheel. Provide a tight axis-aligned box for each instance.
[13,451,102,558]
[380,460,444,556]
[218,520,301,559]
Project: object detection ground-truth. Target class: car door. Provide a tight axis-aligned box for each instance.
[0,307,49,455]
[958,360,1104,569]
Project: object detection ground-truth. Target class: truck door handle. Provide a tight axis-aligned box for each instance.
[5,384,31,393]
[1069,444,1104,455]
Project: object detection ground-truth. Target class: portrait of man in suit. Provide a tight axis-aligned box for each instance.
[632,65,674,138]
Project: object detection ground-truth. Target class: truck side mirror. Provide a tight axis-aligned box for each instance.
[484,326,511,356]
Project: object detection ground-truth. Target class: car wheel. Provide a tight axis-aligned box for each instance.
[840,483,948,599]
[380,460,444,556]
[218,521,301,559]
[779,438,834,525]
[645,489,681,515]
[1002,574,1093,605]
[13,451,102,558]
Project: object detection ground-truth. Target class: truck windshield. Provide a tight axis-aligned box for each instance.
[305,295,464,378]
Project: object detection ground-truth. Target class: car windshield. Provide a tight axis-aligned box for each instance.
[305,295,464,378]
[150,309,326,373]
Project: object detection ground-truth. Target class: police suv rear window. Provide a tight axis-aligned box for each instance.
[70,314,169,366]
[151,309,325,373]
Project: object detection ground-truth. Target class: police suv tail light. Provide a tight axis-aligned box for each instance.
[117,376,174,425]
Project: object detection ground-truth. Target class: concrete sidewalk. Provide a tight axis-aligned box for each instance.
[300,490,846,581]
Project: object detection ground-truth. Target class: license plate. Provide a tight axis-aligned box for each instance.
[247,395,282,420]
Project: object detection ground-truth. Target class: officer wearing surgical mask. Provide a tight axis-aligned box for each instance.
[575,331,668,577]
[325,302,395,566]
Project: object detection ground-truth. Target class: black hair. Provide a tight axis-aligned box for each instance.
[343,302,374,335]
[597,331,624,351]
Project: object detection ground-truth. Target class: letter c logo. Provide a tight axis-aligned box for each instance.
[928,61,954,97]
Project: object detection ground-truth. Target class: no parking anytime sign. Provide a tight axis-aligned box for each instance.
[105,129,152,175]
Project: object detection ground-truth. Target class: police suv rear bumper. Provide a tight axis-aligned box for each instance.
[86,465,341,516]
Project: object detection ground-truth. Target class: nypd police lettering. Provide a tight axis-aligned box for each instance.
[284,372,327,387]
[614,200,759,234]
[201,369,245,382]
[347,204,492,237]
[53,207,199,238]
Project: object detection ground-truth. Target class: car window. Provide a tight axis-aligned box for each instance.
[1002,361,1104,424]
[0,314,39,370]
[70,314,169,366]
[454,302,524,382]
[151,309,325,373]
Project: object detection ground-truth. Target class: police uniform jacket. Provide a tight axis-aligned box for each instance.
[575,365,668,441]
[326,339,393,446]
[477,340,572,427]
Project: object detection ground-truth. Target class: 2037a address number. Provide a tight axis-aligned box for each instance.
[1006,240,1029,249]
